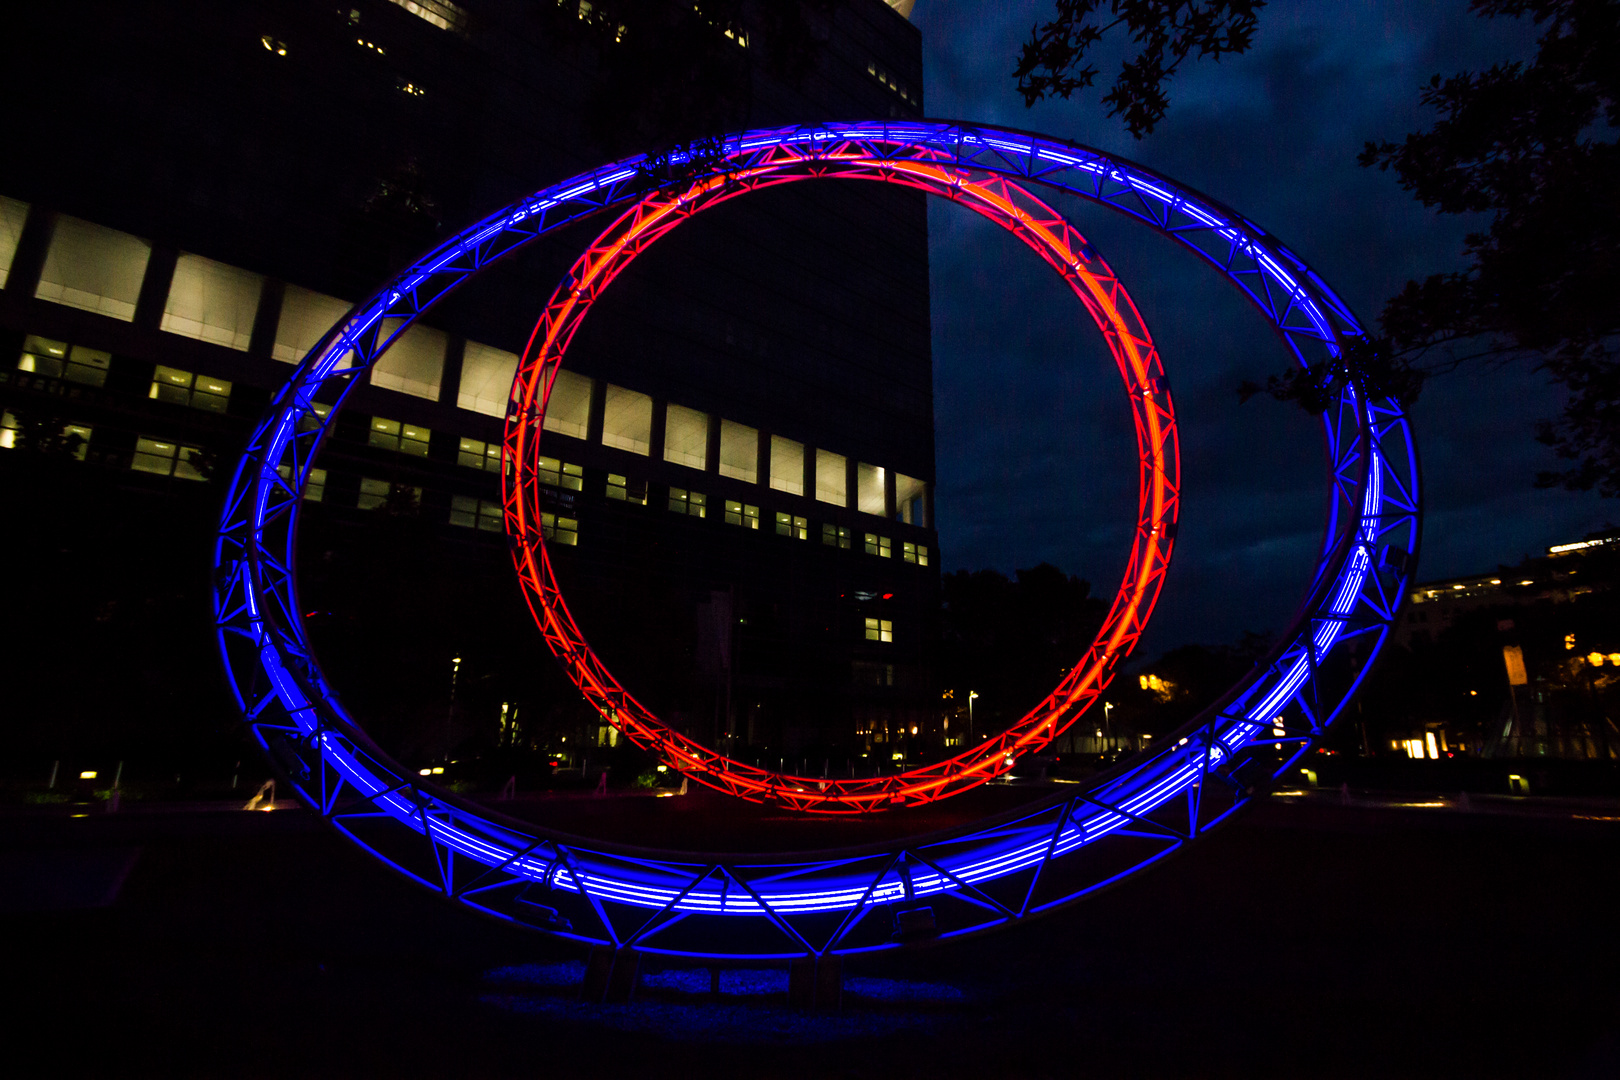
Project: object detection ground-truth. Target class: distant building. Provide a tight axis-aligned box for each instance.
[1394,534,1617,648]
[0,0,940,768]
[1386,533,1619,762]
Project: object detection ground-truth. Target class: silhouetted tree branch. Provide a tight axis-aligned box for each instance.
[1359,0,1619,493]
[1014,0,1266,137]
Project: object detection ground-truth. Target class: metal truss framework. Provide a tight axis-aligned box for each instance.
[212,121,1420,960]
[505,155,1180,813]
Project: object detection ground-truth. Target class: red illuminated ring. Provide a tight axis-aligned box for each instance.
[503,154,1180,812]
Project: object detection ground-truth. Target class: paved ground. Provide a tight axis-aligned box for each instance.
[6,792,1620,1078]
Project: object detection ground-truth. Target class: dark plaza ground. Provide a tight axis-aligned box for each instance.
[6,784,1620,1079]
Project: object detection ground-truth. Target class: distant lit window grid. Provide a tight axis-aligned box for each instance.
[358,477,420,511]
[132,436,205,480]
[864,617,894,644]
[276,464,328,502]
[562,0,628,44]
[606,473,647,504]
[17,334,109,387]
[150,365,232,414]
[668,487,706,518]
[538,455,583,491]
[369,416,429,456]
[458,436,501,472]
[867,59,918,106]
[388,0,469,34]
[13,205,938,549]
[776,512,808,540]
[724,500,759,529]
[299,402,331,433]
[449,494,502,532]
[823,523,851,549]
[0,410,92,460]
[542,512,579,546]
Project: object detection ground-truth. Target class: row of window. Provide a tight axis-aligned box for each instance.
[659,482,927,564]
[0,198,933,528]
[17,334,235,417]
[0,408,927,570]
[0,411,91,459]
[868,60,919,107]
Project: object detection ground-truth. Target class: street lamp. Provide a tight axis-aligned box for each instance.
[1103,701,1113,752]
[445,655,463,763]
[969,691,980,740]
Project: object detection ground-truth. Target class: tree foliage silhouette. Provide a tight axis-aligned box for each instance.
[1360,0,1620,495]
[1014,1,1266,138]
[1018,0,1620,494]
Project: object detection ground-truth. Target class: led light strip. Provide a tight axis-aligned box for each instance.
[503,157,1178,812]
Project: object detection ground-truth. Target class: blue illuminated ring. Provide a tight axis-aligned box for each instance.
[212,121,1419,959]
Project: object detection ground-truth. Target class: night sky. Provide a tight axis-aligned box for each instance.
[910,0,1615,657]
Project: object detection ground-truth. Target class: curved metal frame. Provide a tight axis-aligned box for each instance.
[506,156,1179,812]
[212,121,1419,960]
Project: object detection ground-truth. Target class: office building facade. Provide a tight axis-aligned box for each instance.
[0,0,940,770]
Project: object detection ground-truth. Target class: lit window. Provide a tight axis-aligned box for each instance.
[775,512,808,539]
[298,401,331,434]
[542,512,578,546]
[276,465,328,502]
[61,423,94,461]
[664,404,709,469]
[18,335,109,388]
[668,487,706,518]
[816,449,847,506]
[864,533,892,558]
[602,384,652,455]
[369,417,431,456]
[458,341,518,418]
[150,366,232,413]
[537,455,584,490]
[0,195,28,290]
[868,59,919,106]
[857,462,885,516]
[372,318,446,401]
[543,369,593,439]
[607,473,647,504]
[719,420,758,483]
[35,215,151,322]
[358,477,421,511]
[2,416,91,458]
[132,436,206,480]
[273,286,354,366]
[902,541,929,566]
[160,253,262,351]
[449,494,503,532]
[770,435,805,496]
[895,473,928,526]
[388,0,467,33]
[723,500,759,529]
[864,617,894,643]
[458,437,501,472]
[822,523,851,549]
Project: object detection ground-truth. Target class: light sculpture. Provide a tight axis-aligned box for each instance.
[213,121,1419,960]
[506,152,1179,812]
